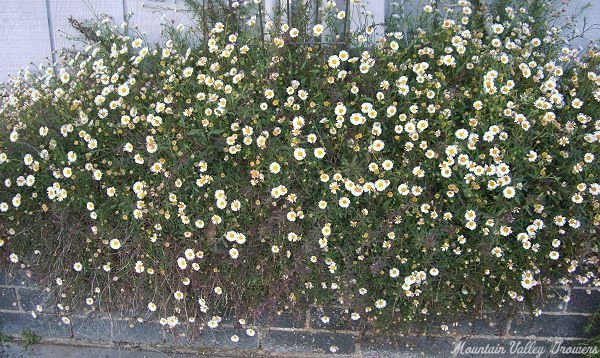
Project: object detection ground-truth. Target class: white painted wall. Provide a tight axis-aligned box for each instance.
[0,0,598,82]
[0,0,193,81]
[563,0,600,49]
[0,0,52,80]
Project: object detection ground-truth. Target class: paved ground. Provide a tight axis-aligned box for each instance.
[1,271,599,357]
[0,342,204,358]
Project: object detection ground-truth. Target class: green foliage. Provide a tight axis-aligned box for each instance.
[0,0,598,334]
[21,330,39,351]
[582,307,600,357]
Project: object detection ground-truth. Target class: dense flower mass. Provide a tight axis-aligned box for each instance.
[0,0,599,333]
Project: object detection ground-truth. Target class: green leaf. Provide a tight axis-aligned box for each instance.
[187,129,203,136]
[209,128,226,135]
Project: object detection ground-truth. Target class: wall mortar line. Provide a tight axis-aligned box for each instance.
[14,287,24,312]
[44,0,57,74]
[563,286,572,313]
[122,0,129,35]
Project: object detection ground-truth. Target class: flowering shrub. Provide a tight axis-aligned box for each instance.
[0,0,599,333]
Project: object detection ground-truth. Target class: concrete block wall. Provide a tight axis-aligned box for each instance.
[1,270,599,356]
